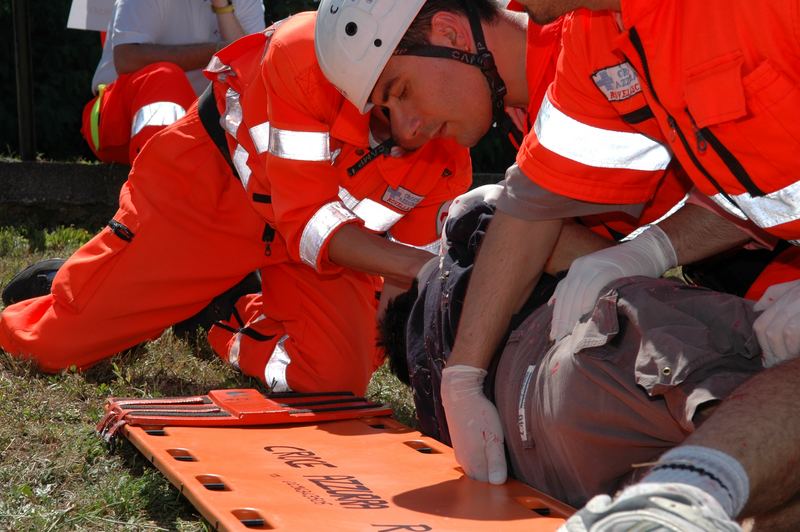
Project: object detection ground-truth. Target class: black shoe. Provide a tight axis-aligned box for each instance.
[2,258,66,306]
[172,271,262,339]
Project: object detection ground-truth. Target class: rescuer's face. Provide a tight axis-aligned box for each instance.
[369,10,495,151]
[369,53,493,151]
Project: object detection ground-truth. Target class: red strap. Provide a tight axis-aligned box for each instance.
[97,389,393,441]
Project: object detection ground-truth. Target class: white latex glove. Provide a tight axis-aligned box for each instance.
[753,279,800,367]
[440,365,507,485]
[550,224,677,341]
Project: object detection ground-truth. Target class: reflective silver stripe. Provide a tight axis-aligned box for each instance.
[352,199,404,232]
[227,313,267,371]
[338,186,360,211]
[264,334,291,393]
[219,88,253,189]
[130,102,186,137]
[249,122,271,154]
[300,201,358,268]
[710,193,748,220]
[268,127,330,161]
[233,144,252,189]
[206,55,233,77]
[222,88,243,137]
[534,94,671,171]
[387,234,441,255]
[651,194,688,225]
[711,181,800,229]
[338,187,403,232]
[228,333,241,370]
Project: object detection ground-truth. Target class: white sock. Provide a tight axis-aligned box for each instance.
[638,445,750,517]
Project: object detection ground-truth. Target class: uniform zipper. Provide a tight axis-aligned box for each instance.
[687,111,765,197]
[687,114,708,154]
[665,116,735,205]
[627,28,761,201]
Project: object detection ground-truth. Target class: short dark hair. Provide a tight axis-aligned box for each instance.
[398,0,502,51]
[376,279,418,386]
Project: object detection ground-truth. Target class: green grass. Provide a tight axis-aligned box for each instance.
[0,226,416,531]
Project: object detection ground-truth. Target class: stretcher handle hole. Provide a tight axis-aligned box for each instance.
[514,496,566,518]
[232,509,273,529]
[196,475,230,492]
[143,427,167,436]
[404,440,441,454]
[167,449,197,462]
[360,417,408,433]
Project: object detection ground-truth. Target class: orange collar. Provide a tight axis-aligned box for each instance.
[330,99,370,148]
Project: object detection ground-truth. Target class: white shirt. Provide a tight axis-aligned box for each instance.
[92,0,266,95]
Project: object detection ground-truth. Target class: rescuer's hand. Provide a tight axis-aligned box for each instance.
[754,279,800,367]
[550,224,677,341]
[440,365,507,485]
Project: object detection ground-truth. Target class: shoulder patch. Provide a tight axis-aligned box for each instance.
[382,187,423,212]
[591,62,641,102]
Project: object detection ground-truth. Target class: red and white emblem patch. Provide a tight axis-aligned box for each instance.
[382,187,423,212]
[591,62,641,102]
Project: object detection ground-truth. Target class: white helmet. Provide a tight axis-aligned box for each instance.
[315,0,426,114]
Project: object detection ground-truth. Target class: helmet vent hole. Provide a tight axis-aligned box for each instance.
[345,22,358,36]
[374,38,382,47]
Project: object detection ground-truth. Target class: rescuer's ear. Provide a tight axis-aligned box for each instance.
[429,11,471,50]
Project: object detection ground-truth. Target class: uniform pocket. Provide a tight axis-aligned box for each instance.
[687,56,800,190]
[51,213,138,313]
[632,325,720,395]
[567,280,761,398]
[631,291,761,397]
[737,57,800,180]
[742,60,800,143]
[685,52,747,128]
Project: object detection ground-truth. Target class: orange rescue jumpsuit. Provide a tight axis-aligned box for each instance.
[81,62,198,165]
[518,0,800,293]
[0,13,471,395]
[214,14,690,369]
[523,15,691,240]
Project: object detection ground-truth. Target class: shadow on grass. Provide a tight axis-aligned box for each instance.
[78,332,258,398]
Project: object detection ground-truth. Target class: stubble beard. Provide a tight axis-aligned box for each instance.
[525,7,561,25]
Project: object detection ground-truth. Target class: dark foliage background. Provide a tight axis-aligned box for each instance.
[1,0,514,172]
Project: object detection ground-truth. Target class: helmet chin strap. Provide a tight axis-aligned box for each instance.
[395,1,523,145]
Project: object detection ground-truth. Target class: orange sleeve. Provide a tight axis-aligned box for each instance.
[516,11,670,205]
[387,144,472,251]
[262,27,362,274]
